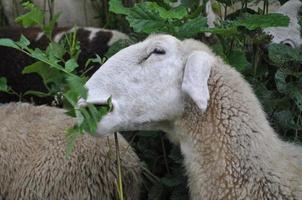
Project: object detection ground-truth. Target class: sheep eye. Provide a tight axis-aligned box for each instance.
[151,48,166,55]
[140,48,166,63]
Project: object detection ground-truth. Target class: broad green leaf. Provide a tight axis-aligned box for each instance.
[17,35,30,47]
[288,85,302,111]
[142,2,187,20]
[0,38,19,49]
[110,0,187,20]
[236,13,289,30]
[85,54,105,67]
[31,48,47,60]
[275,70,287,94]
[228,50,249,71]
[109,0,130,15]
[211,43,228,61]
[81,107,96,133]
[46,42,66,59]
[198,13,289,36]
[65,58,79,72]
[268,43,302,65]
[274,110,296,130]
[0,77,8,92]
[126,3,168,34]
[63,89,79,107]
[44,13,61,39]
[170,6,188,19]
[15,2,44,27]
[177,17,207,38]
[88,104,102,124]
[66,75,87,99]
[29,48,63,70]
[22,61,65,86]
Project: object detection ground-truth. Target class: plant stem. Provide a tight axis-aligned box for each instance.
[160,133,170,175]
[114,132,124,200]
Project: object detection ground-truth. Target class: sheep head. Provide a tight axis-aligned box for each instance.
[81,35,215,136]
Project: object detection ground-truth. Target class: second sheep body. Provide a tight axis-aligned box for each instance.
[0,103,141,200]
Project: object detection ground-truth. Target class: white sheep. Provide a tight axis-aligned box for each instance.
[263,0,302,47]
[205,0,302,47]
[1,0,101,26]
[0,102,141,200]
[80,34,302,199]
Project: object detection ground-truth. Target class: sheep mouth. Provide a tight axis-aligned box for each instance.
[78,98,114,113]
[94,103,114,112]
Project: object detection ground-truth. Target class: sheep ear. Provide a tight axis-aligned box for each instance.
[181,51,214,111]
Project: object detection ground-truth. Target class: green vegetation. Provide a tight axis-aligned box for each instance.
[0,2,111,152]
[0,0,301,199]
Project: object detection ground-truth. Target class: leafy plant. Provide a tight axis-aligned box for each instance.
[0,2,110,147]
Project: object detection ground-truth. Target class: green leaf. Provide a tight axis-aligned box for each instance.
[63,89,79,107]
[288,85,302,111]
[66,75,87,99]
[141,2,187,20]
[17,35,30,47]
[85,54,106,68]
[228,50,249,71]
[0,38,19,49]
[109,0,130,15]
[236,13,290,30]
[81,107,96,133]
[0,77,8,92]
[126,3,169,34]
[169,6,188,19]
[177,17,207,38]
[275,70,287,94]
[268,43,302,65]
[43,13,61,39]
[65,58,79,72]
[88,104,102,124]
[110,0,187,20]
[198,13,290,36]
[46,42,66,59]
[15,2,44,27]
[274,110,296,130]
[31,48,47,60]
[22,61,65,86]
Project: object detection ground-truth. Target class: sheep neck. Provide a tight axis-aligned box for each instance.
[172,64,302,199]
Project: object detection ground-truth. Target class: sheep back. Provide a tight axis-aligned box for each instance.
[0,103,141,200]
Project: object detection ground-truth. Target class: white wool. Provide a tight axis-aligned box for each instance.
[82,35,302,199]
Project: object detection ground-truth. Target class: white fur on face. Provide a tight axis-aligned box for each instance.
[84,35,187,136]
[81,35,211,135]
